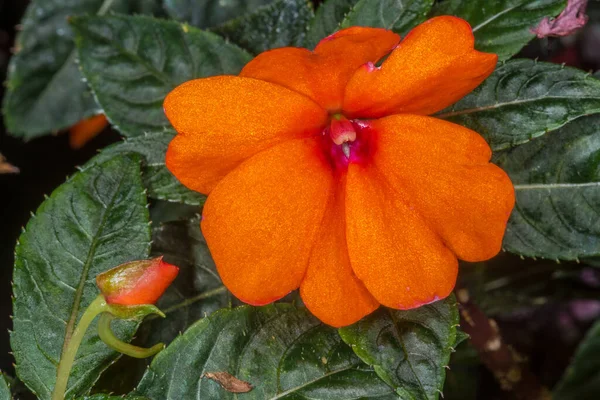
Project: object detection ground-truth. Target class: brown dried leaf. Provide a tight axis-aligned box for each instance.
[202,371,253,393]
[531,0,589,38]
[0,153,19,174]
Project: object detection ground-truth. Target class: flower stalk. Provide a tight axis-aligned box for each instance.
[52,295,106,400]
[97,313,164,358]
[52,256,179,399]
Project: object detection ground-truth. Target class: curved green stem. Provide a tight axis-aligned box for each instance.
[97,313,164,358]
[52,295,107,400]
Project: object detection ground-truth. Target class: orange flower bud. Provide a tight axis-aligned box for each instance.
[96,257,179,305]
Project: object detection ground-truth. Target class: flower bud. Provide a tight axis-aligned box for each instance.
[96,257,179,305]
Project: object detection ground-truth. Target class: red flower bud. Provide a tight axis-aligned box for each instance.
[96,257,179,305]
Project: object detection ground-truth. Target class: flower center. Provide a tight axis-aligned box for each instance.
[322,115,373,169]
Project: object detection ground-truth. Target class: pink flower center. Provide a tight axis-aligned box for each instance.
[322,115,373,170]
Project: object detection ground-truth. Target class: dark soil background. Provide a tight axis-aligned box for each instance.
[1,0,600,398]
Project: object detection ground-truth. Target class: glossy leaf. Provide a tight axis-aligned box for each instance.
[213,0,314,54]
[139,218,229,346]
[1,0,106,139]
[136,305,396,399]
[0,374,9,400]
[71,14,252,137]
[164,0,274,28]
[495,115,600,260]
[553,320,600,400]
[437,60,600,150]
[91,131,204,205]
[305,0,356,48]
[11,154,151,400]
[339,297,459,400]
[341,0,434,34]
[433,0,567,60]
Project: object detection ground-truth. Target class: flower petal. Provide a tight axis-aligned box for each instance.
[165,76,328,194]
[369,115,515,261]
[343,16,497,118]
[240,27,399,111]
[300,179,379,327]
[202,138,334,305]
[346,163,458,309]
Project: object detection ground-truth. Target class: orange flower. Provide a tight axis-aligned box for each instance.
[164,17,515,327]
[69,114,109,149]
[96,257,179,305]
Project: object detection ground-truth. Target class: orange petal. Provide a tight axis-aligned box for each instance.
[201,138,334,305]
[240,27,399,111]
[165,76,328,194]
[300,178,379,327]
[343,16,497,118]
[69,114,108,149]
[369,115,515,261]
[346,163,458,309]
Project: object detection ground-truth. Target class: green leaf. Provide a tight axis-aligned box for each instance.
[339,296,459,400]
[0,374,10,400]
[341,0,434,34]
[213,0,314,54]
[433,0,567,60]
[91,131,204,205]
[304,0,356,48]
[136,305,396,399]
[554,320,600,400]
[1,0,109,139]
[71,14,252,137]
[140,218,229,345]
[442,341,480,400]
[164,0,274,28]
[11,154,151,400]
[495,115,600,260]
[77,395,148,400]
[437,60,600,151]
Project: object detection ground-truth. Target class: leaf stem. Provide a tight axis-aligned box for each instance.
[52,295,107,400]
[97,313,164,358]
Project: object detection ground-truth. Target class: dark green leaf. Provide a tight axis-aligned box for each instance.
[124,0,166,16]
[339,297,459,400]
[454,329,470,346]
[495,115,600,260]
[437,60,600,151]
[458,257,600,316]
[11,154,151,400]
[136,305,396,399]
[442,341,480,400]
[1,0,108,139]
[71,14,252,137]
[140,218,229,345]
[164,0,274,28]
[91,131,204,205]
[433,0,567,60]
[341,0,434,34]
[304,0,356,48]
[148,200,200,224]
[213,0,314,54]
[0,374,10,400]
[77,395,148,400]
[553,320,600,400]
